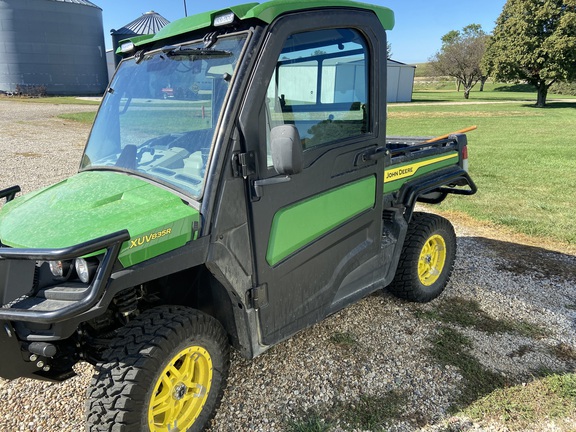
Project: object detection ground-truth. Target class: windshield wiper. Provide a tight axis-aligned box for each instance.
[161,45,232,60]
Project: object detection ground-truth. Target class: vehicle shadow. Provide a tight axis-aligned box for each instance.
[471,236,576,282]
[422,235,576,426]
[456,235,576,344]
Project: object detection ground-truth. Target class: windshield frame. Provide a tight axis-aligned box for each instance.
[80,30,252,202]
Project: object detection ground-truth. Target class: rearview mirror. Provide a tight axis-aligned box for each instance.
[270,125,303,175]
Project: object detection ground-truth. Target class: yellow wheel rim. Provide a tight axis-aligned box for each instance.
[418,234,447,286]
[148,346,213,432]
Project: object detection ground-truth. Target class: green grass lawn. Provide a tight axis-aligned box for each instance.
[58,112,97,123]
[409,82,576,103]
[1,96,100,105]
[387,95,576,246]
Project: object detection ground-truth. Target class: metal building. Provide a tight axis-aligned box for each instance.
[387,59,416,103]
[0,0,108,96]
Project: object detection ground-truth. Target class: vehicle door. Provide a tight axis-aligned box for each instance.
[238,10,388,345]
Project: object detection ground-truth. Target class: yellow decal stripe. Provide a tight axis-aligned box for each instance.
[384,153,458,183]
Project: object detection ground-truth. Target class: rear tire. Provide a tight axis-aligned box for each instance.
[388,212,456,302]
[85,305,229,432]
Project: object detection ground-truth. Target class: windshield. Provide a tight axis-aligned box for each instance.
[81,34,247,198]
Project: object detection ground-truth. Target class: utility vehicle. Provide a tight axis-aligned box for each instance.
[0,1,476,430]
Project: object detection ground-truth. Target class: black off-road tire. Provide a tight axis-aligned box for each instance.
[388,212,456,302]
[85,305,229,432]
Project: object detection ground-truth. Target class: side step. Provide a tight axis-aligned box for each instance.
[38,283,89,301]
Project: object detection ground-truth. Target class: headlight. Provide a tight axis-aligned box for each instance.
[49,260,72,278]
[75,258,98,284]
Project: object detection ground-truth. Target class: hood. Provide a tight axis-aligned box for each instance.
[0,171,200,267]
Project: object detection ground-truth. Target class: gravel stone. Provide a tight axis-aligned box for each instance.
[0,99,574,431]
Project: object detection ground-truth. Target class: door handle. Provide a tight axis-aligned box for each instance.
[359,146,390,163]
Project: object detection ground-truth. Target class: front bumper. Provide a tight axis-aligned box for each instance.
[0,230,129,381]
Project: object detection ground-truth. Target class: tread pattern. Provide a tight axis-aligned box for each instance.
[388,212,456,303]
[85,305,229,432]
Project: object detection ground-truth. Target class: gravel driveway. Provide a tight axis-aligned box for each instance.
[0,99,575,431]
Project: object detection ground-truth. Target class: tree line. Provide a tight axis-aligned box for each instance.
[428,0,576,107]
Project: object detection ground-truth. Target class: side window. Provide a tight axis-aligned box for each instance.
[265,28,369,164]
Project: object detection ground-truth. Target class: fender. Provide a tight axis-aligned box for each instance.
[398,166,477,222]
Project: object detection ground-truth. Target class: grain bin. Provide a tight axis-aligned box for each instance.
[0,0,108,96]
[110,11,170,68]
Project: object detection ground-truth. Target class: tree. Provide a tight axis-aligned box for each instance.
[387,42,393,59]
[483,0,576,107]
[429,24,488,99]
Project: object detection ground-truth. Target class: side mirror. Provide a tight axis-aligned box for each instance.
[270,125,303,175]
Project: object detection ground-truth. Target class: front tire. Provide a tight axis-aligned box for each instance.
[388,212,456,302]
[86,305,229,432]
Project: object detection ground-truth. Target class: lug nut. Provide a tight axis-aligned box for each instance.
[36,361,45,368]
[42,365,51,372]
[29,354,38,362]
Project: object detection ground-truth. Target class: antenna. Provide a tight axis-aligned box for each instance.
[183,0,188,17]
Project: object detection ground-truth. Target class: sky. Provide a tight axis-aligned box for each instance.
[93,0,507,64]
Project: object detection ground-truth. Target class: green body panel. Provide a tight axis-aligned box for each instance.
[0,171,199,267]
[129,0,394,50]
[383,152,459,194]
[266,176,376,266]
[242,0,394,29]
